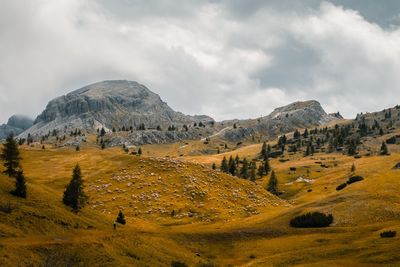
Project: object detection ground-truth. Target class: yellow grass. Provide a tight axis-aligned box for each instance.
[1,135,400,266]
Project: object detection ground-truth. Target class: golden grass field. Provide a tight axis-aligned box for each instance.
[1,133,400,266]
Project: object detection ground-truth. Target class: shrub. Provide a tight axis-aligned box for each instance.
[290,212,333,228]
[380,230,396,238]
[336,183,347,191]
[171,261,188,267]
[347,176,364,184]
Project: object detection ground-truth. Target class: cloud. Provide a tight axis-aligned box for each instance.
[0,0,400,123]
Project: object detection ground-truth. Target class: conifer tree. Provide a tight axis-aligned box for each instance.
[260,142,267,158]
[220,156,228,172]
[249,161,256,182]
[351,163,356,173]
[138,147,142,155]
[257,163,265,177]
[63,164,88,212]
[228,156,237,176]
[116,210,126,225]
[263,156,271,174]
[267,170,279,195]
[11,170,27,198]
[0,134,21,177]
[380,141,389,155]
[100,127,106,136]
[240,158,249,179]
[212,163,216,170]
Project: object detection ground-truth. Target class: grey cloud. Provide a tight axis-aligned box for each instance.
[0,0,400,123]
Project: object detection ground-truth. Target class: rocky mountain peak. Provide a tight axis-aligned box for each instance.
[23,80,214,137]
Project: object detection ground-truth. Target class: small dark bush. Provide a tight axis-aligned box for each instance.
[171,261,188,267]
[380,230,396,238]
[289,167,297,171]
[336,183,347,191]
[354,155,362,159]
[290,212,333,228]
[386,136,397,144]
[347,176,364,184]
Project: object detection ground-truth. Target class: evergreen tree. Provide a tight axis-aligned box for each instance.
[116,210,126,225]
[249,161,256,182]
[267,170,279,195]
[380,141,389,155]
[220,156,228,172]
[293,129,301,140]
[0,134,21,177]
[257,163,265,177]
[303,129,309,138]
[11,170,27,198]
[351,163,356,173]
[240,158,249,179]
[263,156,271,174]
[63,164,88,212]
[100,127,106,136]
[212,163,216,170]
[76,145,80,151]
[228,156,237,176]
[260,142,267,158]
[138,147,142,155]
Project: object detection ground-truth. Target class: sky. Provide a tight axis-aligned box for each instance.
[1,0,400,123]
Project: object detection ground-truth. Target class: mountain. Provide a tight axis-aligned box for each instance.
[0,115,33,139]
[219,100,339,142]
[22,80,214,137]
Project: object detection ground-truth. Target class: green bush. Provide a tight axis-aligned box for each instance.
[290,212,333,228]
[347,175,364,184]
[380,230,396,238]
[336,183,347,191]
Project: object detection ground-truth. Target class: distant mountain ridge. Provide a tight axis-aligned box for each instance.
[19,80,341,145]
[0,115,33,139]
[22,80,214,137]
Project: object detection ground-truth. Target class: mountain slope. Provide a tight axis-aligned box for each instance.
[0,115,33,139]
[22,80,213,137]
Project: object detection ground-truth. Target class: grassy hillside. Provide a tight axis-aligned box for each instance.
[1,131,400,266]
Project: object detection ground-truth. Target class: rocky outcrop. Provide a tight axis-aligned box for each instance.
[22,80,214,137]
[220,100,337,142]
[0,115,33,139]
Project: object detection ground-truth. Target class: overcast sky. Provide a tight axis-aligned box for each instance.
[1,0,400,123]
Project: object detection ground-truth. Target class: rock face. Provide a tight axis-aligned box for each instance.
[0,115,33,140]
[220,100,337,142]
[22,80,214,137]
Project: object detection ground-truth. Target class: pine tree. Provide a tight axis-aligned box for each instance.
[303,129,309,138]
[240,158,249,179]
[212,163,216,170]
[0,134,21,177]
[351,163,356,173]
[220,156,228,172]
[257,163,265,177]
[228,156,237,176]
[267,170,279,195]
[263,156,271,174]
[260,142,267,158]
[11,170,27,198]
[100,127,106,136]
[116,210,126,225]
[76,145,80,151]
[249,161,256,182]
[138,147,142,155]
[380,141,389,155]
[63,164,88,212]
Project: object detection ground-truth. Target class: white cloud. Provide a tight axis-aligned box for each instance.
[0,1,400,123]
